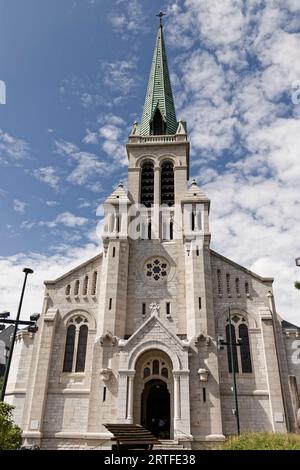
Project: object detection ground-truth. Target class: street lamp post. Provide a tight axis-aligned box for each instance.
[219,307,242,435]
[0,268,34,401]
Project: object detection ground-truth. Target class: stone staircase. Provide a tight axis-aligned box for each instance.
[153,439,185,450]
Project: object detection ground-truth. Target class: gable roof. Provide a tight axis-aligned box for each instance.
[44,253,102,285]
[210,250,274,283]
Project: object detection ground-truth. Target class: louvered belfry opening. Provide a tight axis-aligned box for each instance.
[150,107,166,135]
[161,160,174,206]
[141,160,154,207]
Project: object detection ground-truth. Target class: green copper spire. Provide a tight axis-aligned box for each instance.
[140,24,178,136]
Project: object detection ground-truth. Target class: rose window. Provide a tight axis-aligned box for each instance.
[144,257,169,281]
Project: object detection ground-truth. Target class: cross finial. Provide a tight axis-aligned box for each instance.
[156,11,166,27]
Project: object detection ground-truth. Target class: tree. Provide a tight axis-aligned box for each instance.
[295,281,300,290]
[0,401,22,450]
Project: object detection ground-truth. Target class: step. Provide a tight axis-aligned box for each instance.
[153,440,185,450]
[153,445,185,450]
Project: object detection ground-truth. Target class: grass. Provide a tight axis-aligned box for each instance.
[222,432,300,450]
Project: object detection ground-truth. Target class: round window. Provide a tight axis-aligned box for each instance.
[144,257,170,281]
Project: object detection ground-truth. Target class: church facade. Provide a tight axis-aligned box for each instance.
[6,24,300,450]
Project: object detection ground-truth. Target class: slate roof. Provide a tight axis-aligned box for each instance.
[140,25,177,136]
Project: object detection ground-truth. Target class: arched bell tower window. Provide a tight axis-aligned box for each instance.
[150,107,166,135]
[161,160,174,206]
[141,161,154,207]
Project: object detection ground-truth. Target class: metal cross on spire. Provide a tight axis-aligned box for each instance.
[156,11,166,26]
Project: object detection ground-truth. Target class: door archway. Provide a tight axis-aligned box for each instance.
[141,379,170,438]
[132,349,174,439]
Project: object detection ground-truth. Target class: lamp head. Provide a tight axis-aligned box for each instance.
[296,257,300,267]
[23,268,34,274]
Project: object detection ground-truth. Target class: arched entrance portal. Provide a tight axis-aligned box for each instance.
[132,349,174,439]
[141,379,170,438]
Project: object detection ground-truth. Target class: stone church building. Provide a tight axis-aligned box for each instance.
[6,24,300,450]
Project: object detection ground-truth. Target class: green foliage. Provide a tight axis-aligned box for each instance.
[0,401,22,450]
[295,281,300,290]
[222,432,300,450]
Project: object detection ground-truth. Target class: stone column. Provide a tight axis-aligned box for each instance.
[22,308,58,445]
[179,370,192,437]
[127,371,135,423]
[260,305,287,432]
[153,166,160,239]
[173,371,181,427]
[117,370,129,422]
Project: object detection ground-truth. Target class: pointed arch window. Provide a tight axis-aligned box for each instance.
[147,220,152,240]
[226,324,239,373]
[141,161,154,207]
[235,278,240,295]
[239,324,252,373]
[74,280,80,296]
[141,358,170,380]
[91,271,97,296]
[65,284,71,296]
[152,359,159,375]
[63,325,76,372]
[83,275,88,296]
[225,317,252,374]
[63,317,89,373]
[217,269,222,296]
[170,220,173,240]
[150,107,166,135]
[75,325,88,372]
[161,161,174,207]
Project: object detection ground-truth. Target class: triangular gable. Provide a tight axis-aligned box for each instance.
[121,314,185,353]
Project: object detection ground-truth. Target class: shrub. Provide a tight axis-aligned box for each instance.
[0,402,22,450]
[222,432,300,450]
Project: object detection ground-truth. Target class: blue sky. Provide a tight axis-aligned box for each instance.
[0,0,300,324]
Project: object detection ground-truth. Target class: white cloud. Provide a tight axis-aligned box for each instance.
[78,198,91,209]
[168,0,300,324]
[20,220,35,230]
[13,199,27,214]
[40,211,88,229]
[54,140,107,192]
[67,152,106,191]
[108,0,149,36]
[32,167,60,190]
[0,129,30,164]
[98,115,127,166]
[82,129,98,145]
[55,139,79,156]
[102,59,137,95]
[0,242,102,320]
[46,200,58,207]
